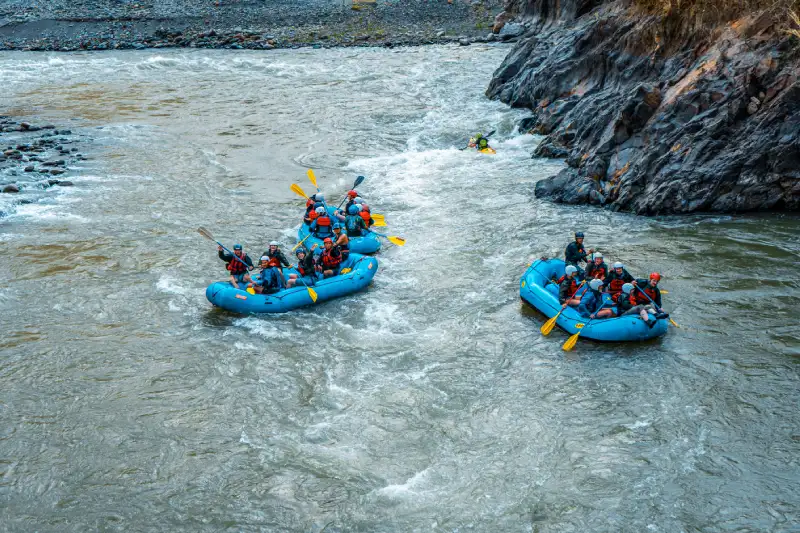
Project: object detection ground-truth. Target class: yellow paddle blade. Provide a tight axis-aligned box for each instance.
[372,220,387,227]
[540,311,560,336]
[306,169,318,189]
[339,267,352,274]
[371,213,385,221]
[246,287,256,295]
[291,183,309,199]
[660,290,669,295]
[307,287,318,303]
[562,330,582,351]
[292,234,311,252]
[388,236,405,246]
[670,318,679,328]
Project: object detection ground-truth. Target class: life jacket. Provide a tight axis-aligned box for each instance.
[606,270,630,293]
[307,210,319,222]
[587,262,606,280]
[297,255,314,277]
[557,275,579,297]
[314,215,333,236]
[634,285,659,305]
[359,210,371,227]
[227,254,248,274]
[320,247,341,269]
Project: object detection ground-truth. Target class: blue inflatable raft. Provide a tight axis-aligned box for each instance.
[206,253,378,314]
[520,258,668,342]
[298,206,381,254]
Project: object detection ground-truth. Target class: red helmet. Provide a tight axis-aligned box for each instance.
[649,272,661,281]
[323,237,333,244]
[347,190,358,198]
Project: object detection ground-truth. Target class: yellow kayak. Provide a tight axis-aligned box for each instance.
[479,147,496,154]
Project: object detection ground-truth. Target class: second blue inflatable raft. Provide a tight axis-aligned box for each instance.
[520,258,668,342]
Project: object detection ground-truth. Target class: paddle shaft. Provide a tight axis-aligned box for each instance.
[212,240,253,271]
[337,175,365,209]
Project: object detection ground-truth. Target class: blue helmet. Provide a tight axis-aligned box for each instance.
[295,247,307,257]
[575,231,584,239]
[233,244,242,250]
[333,223,342,229]
[348,204,360,215]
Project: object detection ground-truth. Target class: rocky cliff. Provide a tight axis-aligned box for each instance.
[488,0,800,214]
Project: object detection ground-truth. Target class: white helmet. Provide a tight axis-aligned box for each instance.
[593,253,602,260]
[621,283,633,294]
[260,255,269,262]
[269,241,279,246]
[613,262,624,269]
[315,193,324,201]
[354,197,363,204]
[315,207,325,214]
[589,279,603,291]
[565,265,578,276]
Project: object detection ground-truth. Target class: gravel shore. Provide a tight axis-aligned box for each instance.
[0,0,507,51]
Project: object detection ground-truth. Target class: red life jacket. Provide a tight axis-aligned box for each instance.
[320,247,341,268]
[227,254,248,274]
[634,286,659,305]
[360,210,371,227]
[608,278,625,293]
[557,275,579,297]
[316,215,331,228]
[587,263,606,280]
[611,291,633,304]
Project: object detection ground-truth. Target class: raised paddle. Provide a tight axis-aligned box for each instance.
[635,285,679,328]
[368,229,405,247]
[459,129,496,150]
[292,233,312,252]
[291,183,310,200]
[541,281,585,336]
[337,175,366,209]
[197,227,253,272]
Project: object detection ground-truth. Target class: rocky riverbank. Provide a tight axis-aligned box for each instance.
[488,0,800,214]
[0,0,513,51]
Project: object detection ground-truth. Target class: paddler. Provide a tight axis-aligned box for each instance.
[564,231,594,274]
[332,223,349,261]
[617,282,658,325]
[286,247,317,288]
[632,272,668,321]
[218,243,253,290]
[558,265,584,309]
[345,204,368,237]
[360,203,374,228]
[316,237,342,278]
[309,206,334,239]
[264,240,290,268]
[605,262,634,295]
[585,253,608,281]
[250,256,285,294]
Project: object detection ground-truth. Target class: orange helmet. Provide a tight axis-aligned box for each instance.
[347,190,358,198]
[649,272,661,282]
[323,237,333,244]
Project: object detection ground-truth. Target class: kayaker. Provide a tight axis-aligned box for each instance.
[218,243,253,290]
[317,237,342,278]
[286,247,316,288]
[632,272,665,310]
[585,253,608,281]
[606,262,634,294]
[559,265,584,308]
[468,133,483,148]
[345,204,368,237]
[579,278,607,318]
[360,203,374,228]
[564,232,594,273]
[309,206,334,239]
[476,137,492,152]
[333,223,350,261]
[252,256,285,294]
[265,241,290,268]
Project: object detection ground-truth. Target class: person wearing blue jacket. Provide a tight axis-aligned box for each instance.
[344,204,367,237]
[249,256,285,294]
[578,278,608,317]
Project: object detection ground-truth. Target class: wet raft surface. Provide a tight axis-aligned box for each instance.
[1,47,798,531]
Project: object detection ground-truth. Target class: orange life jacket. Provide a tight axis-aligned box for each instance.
[634,286,659,305]
[320,247,341,268]
[227,254,248,274]
[360,210,371,227]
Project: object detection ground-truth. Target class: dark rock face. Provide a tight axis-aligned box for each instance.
[488,0,800,214]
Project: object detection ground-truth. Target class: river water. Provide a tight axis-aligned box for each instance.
[1,46,798,532]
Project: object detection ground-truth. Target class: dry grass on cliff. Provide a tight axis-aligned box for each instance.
[631,0,800,38]
[628,0,800,47]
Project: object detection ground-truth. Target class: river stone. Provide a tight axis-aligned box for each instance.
[499,23,524,40]
[2,184,20,193]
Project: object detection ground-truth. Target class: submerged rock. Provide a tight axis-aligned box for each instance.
[2,184,20,193]
[488,0,800,214]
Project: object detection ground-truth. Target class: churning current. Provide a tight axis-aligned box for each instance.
[1,46,798,532]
